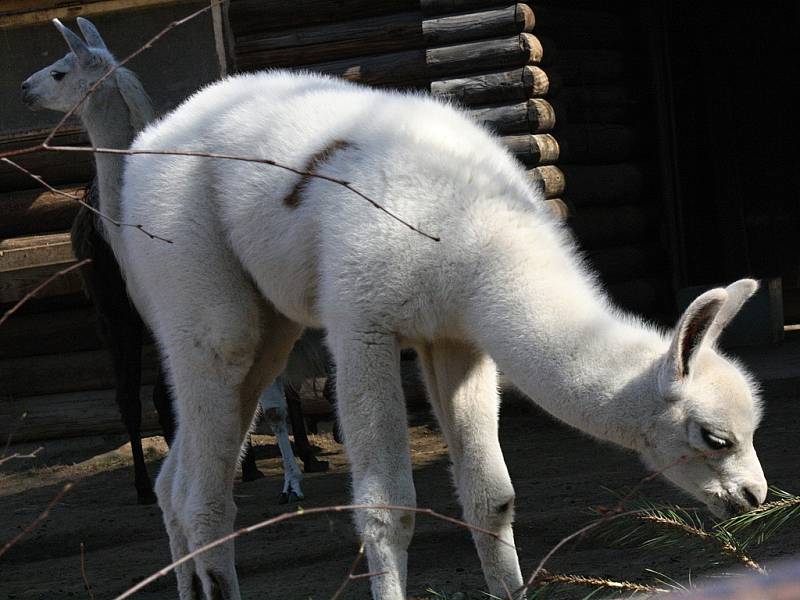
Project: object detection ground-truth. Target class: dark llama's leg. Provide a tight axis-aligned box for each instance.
[323,363,343,444]
[71,199,157,505]
[285,384,329,472]
[240,434,264,482]
[152,366,177,446]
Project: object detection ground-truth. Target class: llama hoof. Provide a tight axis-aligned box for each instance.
[137,489,158,505]
[241,467,265,482]
[303,458,329,473]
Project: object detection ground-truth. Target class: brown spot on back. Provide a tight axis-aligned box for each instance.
[284,140,352,208]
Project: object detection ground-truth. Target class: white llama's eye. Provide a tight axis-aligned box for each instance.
[50,71,66,81]
[700,427,732,450]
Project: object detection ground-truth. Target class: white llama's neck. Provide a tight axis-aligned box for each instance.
[80,82,138,224]
[470,222,668,451]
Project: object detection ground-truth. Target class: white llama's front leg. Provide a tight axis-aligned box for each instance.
[328,328,416,600]
[418,341,523,598]
[258,377,304,502]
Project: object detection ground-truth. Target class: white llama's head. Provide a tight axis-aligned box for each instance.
[640,278,767,518]
[21,18,117,113]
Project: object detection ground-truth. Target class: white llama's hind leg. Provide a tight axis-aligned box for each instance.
[258,378,304,503]
[156,299,301,600]
[417,341,523,598]
[328,327,415,600]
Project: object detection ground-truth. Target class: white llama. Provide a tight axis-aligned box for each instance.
[20,18,311,503]
[111,65,766,599]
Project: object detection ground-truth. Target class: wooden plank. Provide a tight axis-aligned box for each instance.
[235,5,534,68]
[0,232,73,272]
[0,259,84,304]
[0,345,159,398]
[0,0,198,29]
[500,133,559,165]
[0,131,93,192]
[550,85,639,125]
[526,165,564,198]
[431,65,550,105]
[258,33,544,88]
[229,0,418,37]
[548,50,628,85]
[0,186,84,237]
[0,386,160,442]
[466,98,555,135]
[0,306,102,359]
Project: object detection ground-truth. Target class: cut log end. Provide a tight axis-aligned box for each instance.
[515,3,535,33]
[528,98,556,132]
[520,33,543,64]
[523,65,550,96]
[526,165,565,198]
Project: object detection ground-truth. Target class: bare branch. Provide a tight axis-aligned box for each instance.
[80,542,96,600]
[0,259,92,329]
[0,483,74,560]
[112,503,514,600]
[0,446,44,467]
[44,145,441,242]
[0,158,172,243]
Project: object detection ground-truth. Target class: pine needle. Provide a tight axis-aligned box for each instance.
[717,487,800,549]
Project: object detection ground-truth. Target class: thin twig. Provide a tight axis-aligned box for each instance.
[44,145,441,242]
[112,503,513,600]
[80,542,96,600]
[0,483,74,559]
[0,157,171,243]
[329,542,387,600]
[0,259,92,329]
[0,446,44,467]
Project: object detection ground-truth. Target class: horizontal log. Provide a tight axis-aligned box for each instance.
[420,0,513,15]
[280,34,543,88]
[0,259,85,304]
[431,65,550,105]
[0,386,159,442]
[236,5,535,68]
[0,232,73,272]
[427,33,543,78]
[526,166,564,198]
[586,243,666,283]
[548,50,629,86]
[0,185,83,237]
[0,306,102,359]
[236,11,424,68]
[500,134,559,165]
[228,0,417,36]
[561,164,647,206]
[0,130,93,192]
[543,198,568,221]
[554,124,639,164]
[570,205,656,249]
[422,4,534,46]
[467,98,555,135]
[0,345,159,398]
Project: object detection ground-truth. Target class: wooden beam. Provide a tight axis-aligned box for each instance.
[0,232,73,272]
[0,186,84,238]
[0,0,199,29]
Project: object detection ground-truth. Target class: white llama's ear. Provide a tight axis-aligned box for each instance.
[52,19,94,66]
[76,17,108,51]
[660,288,728,391]
[706,278,759,342]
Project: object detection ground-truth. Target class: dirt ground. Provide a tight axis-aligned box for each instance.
[1,385,798,600]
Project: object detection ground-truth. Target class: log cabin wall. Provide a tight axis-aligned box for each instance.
[1,0,674,441]
[229,0,671,317]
